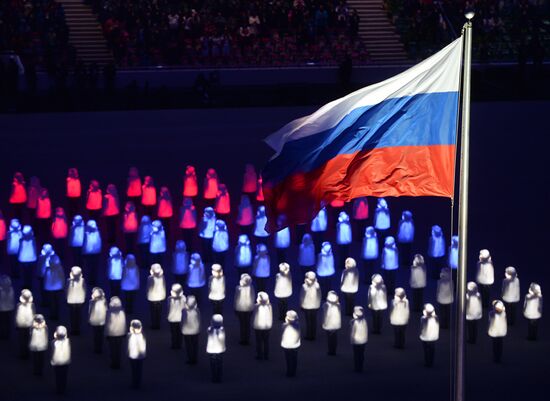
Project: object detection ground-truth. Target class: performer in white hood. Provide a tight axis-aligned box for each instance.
[488,300,507,363]
[29,314,48,376]
[105,296,127,369]
[212,220,229,265]
[380,236,399,293]
[107,246,123,296]
[340,257,359,316]
[311,207,328,252]
[51,325,71,394]
[172,240,189,286]
[420,303,439,367]
[368,274,387,334]
[281,310,300,377]
[234,273,255,344]
[274,263,292,321]
[181,295,200,364]
[427,225,446,279]
[43,254,64,320]
[199,207,216,263]
[436,267,454,329]
[274,215,290,264]
[298,233,316,273]
[409,254,427,312]
[316,241,335,299]
[167,284,185,349]
[322,291,342,355]
[121,254,139,314]
[88,287,107,353]
[390,288,409,349]
[187,253,206,299]
[235,234,253,274]
[476,249,494,308]
[66,266,86,335]
[127,319,146,388]
[336,211,352,269]
[300,271,322,341]
[252,243,270,292]
[15,289,35,359]
[147,264,167,329]
[82,220,102,286]
[208,264,225,315]
[0,275,15,340]
[350,306,368,372]
[253,291,273,360]
[501,266,520,326]
[206,314,226,383]
[361,226,379,281]
[396,211,414,267]
[523,283,542,341]
[374,198,390,234]
[149,220,167,266]
[466,282,482,344]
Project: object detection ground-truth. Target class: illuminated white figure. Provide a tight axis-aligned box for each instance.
[7,219,22,255]
[206,314,226,355]
[448,236,459,270]
[281,310,301,355]
[253,292,273,330]
[381,236,399,270]
[15,289,35,328]
[208,264,226,301]
[350,306,368,372]
[254,206,269,238]
[68,215,85,248]
[88,288,107,327]
[187,253,206,288]
[502,267,520,308]
[172,241,189,276]
[361,226,379,260]
[476,249,495,285]
[420,304,439,341]
[275,215,290,249]
[82,220,102,255]
[397,211,414,243]
[51,326,71,366]
[316,241,335,277]
[167,284,186,323]
[465,282,482,344]
[181,295,201,335]
[311,207,328,232]
[212,220,229,253]
[410,254,427,288]
[149,220,166,254]
[127,320,146,359]
[437,268,454,305]
[147,264,167,302]
[336,212,352,245]
[234,234,252,268]
[298,233,316,268]
[121,255,140,291]
[29,314,48,364]
[374,198,390,230]
[252,243,271,278]
[199,207,216,239]
[390,288,410,326]
[137,216,152,245]
[488,300,507,337]
[18,225,37,263]
[236,195,254,226]
[427,225,445,258]
[66,266,86,305]
[275,263,293,299]
[234,274,255,312]
[300,272,322,310]
[523,283,543,341]
[44,255,64,291]
[107,247,124,281]
[368,274,388,311]
[340,257,359,294]
[105,296,127,337]
[322,291,342,333]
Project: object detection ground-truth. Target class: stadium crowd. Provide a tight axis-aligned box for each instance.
[86,0,368,67]
[385,0,549,62]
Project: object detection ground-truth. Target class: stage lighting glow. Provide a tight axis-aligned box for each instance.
[256,175,264,202]
[0,211,6,241]
[330,199,344,208]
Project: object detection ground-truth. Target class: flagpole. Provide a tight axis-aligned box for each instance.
[454,13,473,401]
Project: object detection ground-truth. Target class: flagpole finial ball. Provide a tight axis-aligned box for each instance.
[465,11,475,20]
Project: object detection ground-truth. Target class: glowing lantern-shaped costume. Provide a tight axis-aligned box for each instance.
[352,197,369,220]
[157,187,173,218]
[428,225,446,258]
[336,212,352,245]
[203,168,219,200]
[141,176,157,206]
[254,206,269,238]
[235,235,252,268]
[316,242,335,277]
[38,243,55,279]
[127,167,142,198]
[214,184,231,215]
[381,237,399,271]
[7,219,23,256]
[123,202,138,233]
[212,220,229,253]
[183,165,198,197]
[86,180,102,211]
[137,216,152,246]
[449,236,459,270]
[18,225,37,263]
[101,184,119,217]
[69,216,85,248]
[199,207,216,239]
[275,215,290,250]
[149,220,167,255]
[82,220,102,255]
[107,247,124,281]
[374,198,390,231]
[51,207,68,239]
[236,195,254,227]
[0,210,6,241]
[26,176,41,210]
[9,172,27,205]
[252,244,270,279]
[397,211,414,244]
[36,188,52,219]
[179,198,197,229]
[66,168,81,199]
[172,241,189,276]
[242,164,257,194]
[256,176,264,202]
[187,253,206,288]
[311,207,328,233]
[298,234,315,269]
[361,227,379,260]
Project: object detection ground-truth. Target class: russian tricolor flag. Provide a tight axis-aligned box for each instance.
[263,37,463,229]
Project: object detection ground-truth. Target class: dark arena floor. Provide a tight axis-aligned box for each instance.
[0,101,548,401]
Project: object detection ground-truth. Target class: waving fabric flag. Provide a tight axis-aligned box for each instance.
[262,37,463,230]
